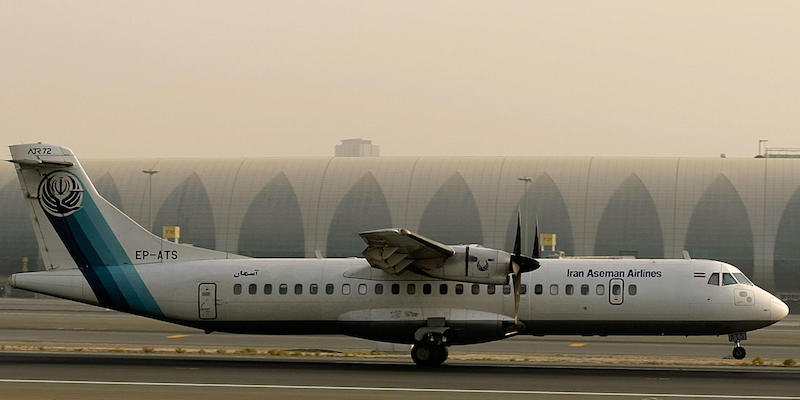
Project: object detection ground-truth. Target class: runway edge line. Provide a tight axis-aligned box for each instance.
[0,378,798,399]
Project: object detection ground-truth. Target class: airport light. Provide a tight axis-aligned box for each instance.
[142,169,159,233]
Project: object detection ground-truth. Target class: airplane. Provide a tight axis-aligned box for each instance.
[6,143,789,366]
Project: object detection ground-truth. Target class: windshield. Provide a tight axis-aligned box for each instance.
[722,273,738,286]
[733,272,753,285]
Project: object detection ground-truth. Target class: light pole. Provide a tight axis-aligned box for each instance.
[142,169,159,233]
[517,176,532,254]
[758,139,768,157]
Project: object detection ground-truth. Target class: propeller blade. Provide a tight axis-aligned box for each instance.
[512,268,521,324]
[511,254,540,273]
[532,218,540,258]
[513,210,522,256]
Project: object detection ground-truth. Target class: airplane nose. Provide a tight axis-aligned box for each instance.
[771,297,789,321]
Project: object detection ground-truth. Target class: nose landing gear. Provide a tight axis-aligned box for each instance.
[411,333,449,366]
[729,332,747,360]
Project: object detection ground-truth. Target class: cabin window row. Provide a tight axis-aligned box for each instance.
[232,283,529,296]
[532,283,637,296]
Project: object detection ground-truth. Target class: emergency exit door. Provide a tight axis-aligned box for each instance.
[609,279,624,305]
[198,283,217,319]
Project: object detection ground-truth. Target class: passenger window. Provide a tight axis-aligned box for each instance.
[707,273,720,286]
[520,284,527,295]
[310,283,318,295]
[294,284,302,295]
[503,285,511,295]
[440,283,448,295]
[596,284,605,295]
[407,284,416,295]
[233,284,242,295]
[565,284,574,295]
[487,284,495,295]
[263,284,272,295]
[629,284,637,295]
[550,284,558,295]
[534,284,543,295]
[612,284,621,295]
[471,284,480,295]
[325,283,334,295]
[342,283,351,295]
[423,283,432,295]
[279,284,288,295]
[392,283,400,295]
[375,283,384,295]
[248,284,257,295]
[581,284,589,295]
[722,273,737,286]
[358,284,367,295]
[455,284,464,295]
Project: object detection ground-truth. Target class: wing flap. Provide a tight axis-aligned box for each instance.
[359,228,454,273]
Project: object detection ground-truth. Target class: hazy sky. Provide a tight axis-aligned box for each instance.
[2,1,799,158]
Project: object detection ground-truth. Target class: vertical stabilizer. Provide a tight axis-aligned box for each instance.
[9,143,241,272]
[9,143,244,314]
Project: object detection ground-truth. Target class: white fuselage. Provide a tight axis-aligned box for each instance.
[12,257,788,345]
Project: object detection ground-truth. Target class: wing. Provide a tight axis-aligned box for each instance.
[359,228,455,274]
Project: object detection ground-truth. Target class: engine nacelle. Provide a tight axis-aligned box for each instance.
[418,245,510,285]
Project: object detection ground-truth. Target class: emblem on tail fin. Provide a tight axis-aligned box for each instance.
[38,171,84,217]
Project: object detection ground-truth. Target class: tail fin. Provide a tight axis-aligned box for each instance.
[9,143,239,271]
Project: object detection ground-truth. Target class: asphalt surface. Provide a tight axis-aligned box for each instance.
[0,298,799,399]
[0,353,798,400]
[0,298,798,360]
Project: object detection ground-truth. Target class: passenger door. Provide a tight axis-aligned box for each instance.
[198,283,217,319]
[609,278,624,305]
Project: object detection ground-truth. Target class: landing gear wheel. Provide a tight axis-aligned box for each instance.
[411,343,432,366]
[431,345,448,365]
[411,343,447,366]
[728,332,748,360]
[732,346,746,360]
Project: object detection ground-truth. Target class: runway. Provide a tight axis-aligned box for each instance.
[0,353,799,400]
[1,299,798,361]
[1,298,799,398]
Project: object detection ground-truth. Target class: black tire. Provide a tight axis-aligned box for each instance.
[732,347,746,360]
[411,344,433,366]
[412,344,447,366]
[433,346,449,365]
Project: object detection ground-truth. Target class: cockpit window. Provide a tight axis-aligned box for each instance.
[722,273,738,286]
[707,273,719,286]
[733,273,753,285]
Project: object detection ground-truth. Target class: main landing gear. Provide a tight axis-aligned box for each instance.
[411,333,449,366]
[729,332,747,360]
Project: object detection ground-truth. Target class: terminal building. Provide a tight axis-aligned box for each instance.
[2,155,800,295]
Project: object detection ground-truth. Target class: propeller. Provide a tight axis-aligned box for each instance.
[509,211,540,326]
[532,217,540,258]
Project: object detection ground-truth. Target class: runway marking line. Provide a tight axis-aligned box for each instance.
[0,379,797,399]
[167,334,189,339]
[569,343,585,347]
